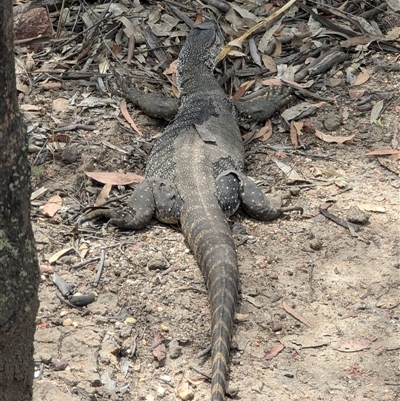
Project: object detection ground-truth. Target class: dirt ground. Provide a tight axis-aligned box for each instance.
[16,1,400,400]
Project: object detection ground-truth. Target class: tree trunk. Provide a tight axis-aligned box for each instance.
[0,1,40,401]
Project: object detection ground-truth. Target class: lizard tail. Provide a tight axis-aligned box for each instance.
[181,206,238,401]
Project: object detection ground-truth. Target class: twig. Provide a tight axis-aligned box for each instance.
[72,257,100,269]
[177,286,208,295]
[56,291,81,309]
[52,272,75,296]
[319,208,361,232]
[190,366,211,380]
[93,248,106,286]
[54,124,97,132]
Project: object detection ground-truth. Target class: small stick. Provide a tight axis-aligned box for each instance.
[52,272,75,296]
[190,366,211,380]
[319,208,360,232]
[72,257,100,269]
[93,248,106,287]
[56,292,80,309]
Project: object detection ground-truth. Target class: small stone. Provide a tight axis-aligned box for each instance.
[157,387,166,396]
[92,379,102,387]
[168,340,182,359]
[346,206,369,225]
[62,318,73,326]
[160,324,169,332]
[124,317,137,325]
[271,320,283,332]
[133,364,141,372]
[309,239,323,250]
[283,371,295,378]
[147,254,168,270]
[323,112,342,131]
[53,360,68,371]
[61,145,78,164]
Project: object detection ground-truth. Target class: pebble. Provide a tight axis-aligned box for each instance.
[160,324,169,332]
[323,112,342,131]
[62,318,73,326]
[124,317,137,325]
[271,320,283,332]
[147,254,168,270]
[168,340,182,359]
[61,145,78,164]
[346,206,369,225]
[310,239,323,250]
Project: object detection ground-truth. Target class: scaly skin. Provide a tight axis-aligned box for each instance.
[80,20,301,400]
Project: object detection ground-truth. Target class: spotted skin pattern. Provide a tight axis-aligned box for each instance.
[81,20,300,401]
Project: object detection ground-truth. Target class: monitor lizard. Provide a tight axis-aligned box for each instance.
[80,20,301,401]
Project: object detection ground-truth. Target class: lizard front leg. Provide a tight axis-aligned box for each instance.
[79,179,155,229]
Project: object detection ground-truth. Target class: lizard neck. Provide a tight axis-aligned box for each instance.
[177,64,216,96]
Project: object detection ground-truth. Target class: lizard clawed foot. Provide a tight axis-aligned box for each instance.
[280,205,303,215]
[197,343,212,358]
[78,208,118,226]
[278,192,303,215]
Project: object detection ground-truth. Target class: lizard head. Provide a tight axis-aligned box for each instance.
[177,20,224,87]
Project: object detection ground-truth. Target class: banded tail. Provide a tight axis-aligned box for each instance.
[180,202,238,401]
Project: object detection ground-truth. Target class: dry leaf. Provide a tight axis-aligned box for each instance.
[282,300,311,327]
[334,337,375,352]
[348,89,365,100]
[31,187,48,201]
[163,59,178,75]
[95,183,112,206]
[242,120,272,144]
[281,102,316,122]
[365,149,400,156]
[261,119,273,142]
[261,78,282,86]
[176,371,194,400]
[227,50,247,57]
[218,0,297,61]
[262,54,277,72]
[274,159,304,181]
[314,130,355,144]
[48,247,73,264]
[231,80,255,102]
[85,171,144,186]
[235,312,251,322]
[43,194,62,217]
[120,99,143,136]
[290,120,303,148]
[20,104,42,111]
[357,204,386,213]
[353,67,370,86]
[370,100,384,124]
[262,343,284,360]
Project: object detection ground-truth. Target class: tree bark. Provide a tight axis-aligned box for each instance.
[0,1,40,401]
